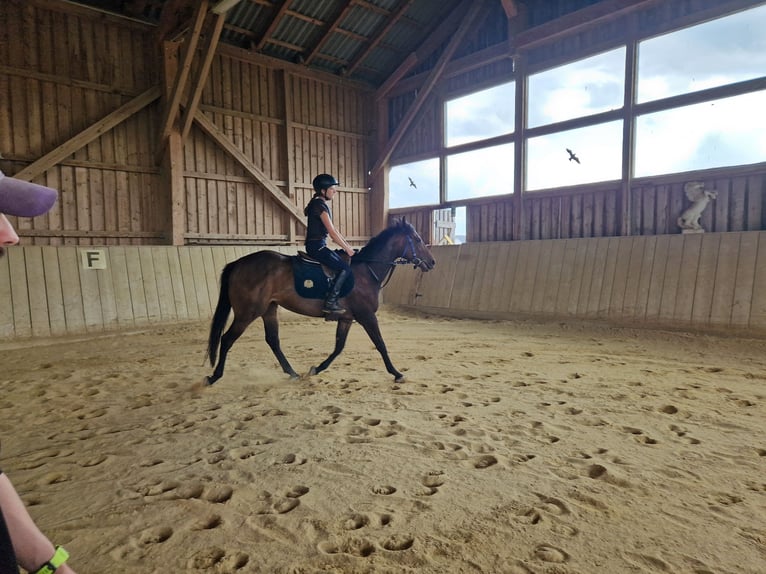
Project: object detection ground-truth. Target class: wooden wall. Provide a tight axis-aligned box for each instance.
[0,0,164,246]
[0,0,374,248]
[183,50,372,244]
[383,231,766,335]
[0,244,296,338]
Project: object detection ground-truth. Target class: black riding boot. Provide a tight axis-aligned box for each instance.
[324,269,351,315]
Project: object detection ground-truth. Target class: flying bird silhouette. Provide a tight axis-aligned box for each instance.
[566,148,580,164]
[408,177,417,189]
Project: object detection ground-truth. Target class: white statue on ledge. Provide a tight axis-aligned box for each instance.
[677,181,717,233]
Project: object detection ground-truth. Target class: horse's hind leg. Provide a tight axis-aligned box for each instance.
[357,313,404,383]
[208,315,254,385]
[262,303,299,379]
[309,319,353,376]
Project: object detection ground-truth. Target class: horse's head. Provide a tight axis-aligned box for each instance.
[393,218,436,272]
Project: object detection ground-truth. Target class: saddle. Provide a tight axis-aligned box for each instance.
[291,251,355,300]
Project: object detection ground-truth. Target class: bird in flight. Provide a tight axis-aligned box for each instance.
[408,177,417,189]
[566,148,580,164]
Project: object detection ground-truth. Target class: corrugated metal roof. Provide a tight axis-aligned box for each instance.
[66,1,613,87]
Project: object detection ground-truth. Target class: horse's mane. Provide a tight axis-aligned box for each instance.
[353,219,413,263]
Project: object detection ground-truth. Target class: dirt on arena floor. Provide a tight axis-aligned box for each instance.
[2,308,765,573]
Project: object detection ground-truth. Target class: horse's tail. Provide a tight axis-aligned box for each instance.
[207,262,235,366]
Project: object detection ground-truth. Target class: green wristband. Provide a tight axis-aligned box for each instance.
[33,546,69,574]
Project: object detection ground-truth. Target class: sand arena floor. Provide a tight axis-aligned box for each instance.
[1,308,765,573]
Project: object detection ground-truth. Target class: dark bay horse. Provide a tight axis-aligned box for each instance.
[205,219,435,385]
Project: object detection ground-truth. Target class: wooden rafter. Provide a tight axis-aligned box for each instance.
[181,12,226,142]
[193,110,307,227]
[155,0,209,163]
[345,0,414,77]
[375,0,473,101]
[255,0,290,51]
[370,0,485,176]
[304,0,354,66]
[14,87,161,182]
[501,0,518,19]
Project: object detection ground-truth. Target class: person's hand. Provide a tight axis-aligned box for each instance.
[346,248,355,257]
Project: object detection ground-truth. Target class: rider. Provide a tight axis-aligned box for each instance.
[304,174,355,316]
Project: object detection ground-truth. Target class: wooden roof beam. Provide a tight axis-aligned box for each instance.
[501,0,518,19]
[155,0,209,164]
[374,0,473,101]
[304,0,354,67]
[181,12,226,143]
[345,0,414,77]
[370,0,486,177]
[255,0,290,51]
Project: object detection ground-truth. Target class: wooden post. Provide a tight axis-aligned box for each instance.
[282,70,297,243]
[369,96,389,234]
[161,41,186,246]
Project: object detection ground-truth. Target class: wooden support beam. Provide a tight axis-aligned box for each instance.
[501,0,518,19]
[181,12,226,142]
[255,0,290,51]
[305,0,354,66]
[370,0,485,177]
[193,110,307,227]
[155,0,209,163]
[13,86,161,182]
[281,69,297,242]
[374,0,472,101]
[346,0,414,78]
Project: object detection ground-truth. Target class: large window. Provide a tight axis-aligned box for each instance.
[388,3,766,220]
[389,158,439,208]
[527,47,625,128]
[445,82,514,146]
[635,91,766,177]
[634,4,766,176]
[447,144,514,201]
[636,4,766,103]
[527,121,622,190]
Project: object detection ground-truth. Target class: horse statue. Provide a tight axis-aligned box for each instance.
[205,218,436,385]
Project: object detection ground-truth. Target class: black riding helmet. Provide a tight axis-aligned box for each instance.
[312,174,340,194]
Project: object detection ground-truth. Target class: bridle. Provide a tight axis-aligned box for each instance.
[358,232,427,287]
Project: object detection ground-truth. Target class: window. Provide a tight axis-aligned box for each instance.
[389,159,439,208]
[445,81,515,147]
[637,4,766,103]
[447,144,514,201]
[635,90,766,177]
[526,121,622,190]
[527,48,625,128]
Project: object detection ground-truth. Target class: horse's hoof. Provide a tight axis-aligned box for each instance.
[288,372,300,380]
[203,376,213,386]
[394,375,405,384]
[308,366,318,376]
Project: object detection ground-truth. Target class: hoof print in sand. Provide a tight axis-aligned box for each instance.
[187,547,249,570]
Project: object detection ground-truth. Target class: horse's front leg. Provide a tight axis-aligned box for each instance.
[309,319,353,376]
[262,304,299,379]
[356,313,404,383]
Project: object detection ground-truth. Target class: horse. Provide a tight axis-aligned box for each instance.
[204,218,436,385]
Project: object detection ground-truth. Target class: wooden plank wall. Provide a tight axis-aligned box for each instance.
[184,51,373,244]
[1,1,374,248]
[0,244,297,339]
[383,231,766,334]
[0,0,165,246]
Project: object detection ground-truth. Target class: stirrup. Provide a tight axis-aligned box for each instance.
[322,302,346,314]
